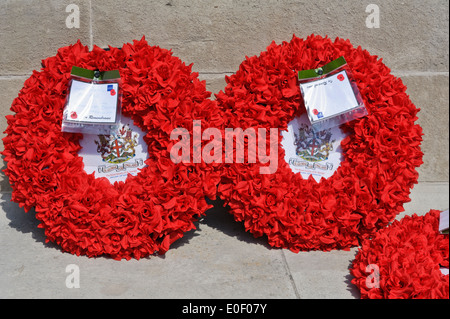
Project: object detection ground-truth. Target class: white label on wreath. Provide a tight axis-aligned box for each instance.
[301,70,359,122]
[66,80,118,123]
[281,113,348,182]
[79,121,148,183]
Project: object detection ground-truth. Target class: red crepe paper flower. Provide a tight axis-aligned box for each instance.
[2,37,223,260]
[351,210,449,299]
[215,34,423,252]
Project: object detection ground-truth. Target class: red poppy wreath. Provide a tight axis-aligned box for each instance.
[1,38,223,260]
[350,209,449,299]
[216,34,423,252]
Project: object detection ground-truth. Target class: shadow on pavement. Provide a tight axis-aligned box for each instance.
[1,192,51,247]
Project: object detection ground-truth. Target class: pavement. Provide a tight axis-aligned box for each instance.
[0,181,448,299]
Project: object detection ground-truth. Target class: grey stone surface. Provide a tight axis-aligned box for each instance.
[90,0,449,74]
[283,249,360,299]
[202,73,230,97]
[397,181,449,220]
[398,74,449,182]
[0,191,296,299]
[0,0,91,75]
[1,181,448,299]
[0,0,448,190]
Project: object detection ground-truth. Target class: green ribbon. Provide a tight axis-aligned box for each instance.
[71,66,120,81]
[298,56,347,80]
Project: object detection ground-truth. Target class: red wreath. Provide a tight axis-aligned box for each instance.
[351,210,449,299]
[216,34,423,252]
[1,38,222,260]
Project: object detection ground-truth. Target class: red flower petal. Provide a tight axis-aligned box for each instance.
[1,38,223,260]
[215,34,423,253]
[350,210,449,299]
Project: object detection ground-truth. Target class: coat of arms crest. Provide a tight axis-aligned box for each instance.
[293,123,335,162]
[94,124,138,164]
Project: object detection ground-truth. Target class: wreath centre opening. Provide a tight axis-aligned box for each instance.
[78,119,149,183]
[280,113,348,182]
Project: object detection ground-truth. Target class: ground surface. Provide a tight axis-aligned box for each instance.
[0,182,448,299]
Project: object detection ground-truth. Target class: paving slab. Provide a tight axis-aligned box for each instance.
[0,192,296,299]
[0,181,448,299]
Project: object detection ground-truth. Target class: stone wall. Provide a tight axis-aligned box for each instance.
[1,0,448,191]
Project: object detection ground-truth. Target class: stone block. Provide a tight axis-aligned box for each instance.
[91,0,448,73]
[283,248,360,299]
[398,73,449,182]
[0,0,91,75]
[200,73,229,98]
[399,182,449,219]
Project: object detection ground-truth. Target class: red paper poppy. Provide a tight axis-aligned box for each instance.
[1,38,223,260]
[350,209,449,299]
[215,34,423,252]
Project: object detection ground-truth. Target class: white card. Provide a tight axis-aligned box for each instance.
[65,79,118,124]
[439,209,449,233]
[281,113,347,182]
[79,121,148,183]
[300,70,359,122]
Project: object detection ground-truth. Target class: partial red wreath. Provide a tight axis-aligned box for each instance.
[216,34,423,252]
[1,38,222,260]
[351,209,449,299]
